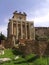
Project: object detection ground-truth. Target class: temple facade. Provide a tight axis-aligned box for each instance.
[7,11,35,46]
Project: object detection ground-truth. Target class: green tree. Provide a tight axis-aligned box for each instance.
[0,32,6,43]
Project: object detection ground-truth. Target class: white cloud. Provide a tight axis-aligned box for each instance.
[27,10,49,27]
[0,17,10,36]
[0,16,11,36]
[34,14,49,27]
[0,25,7,36]
[27,0,49,27]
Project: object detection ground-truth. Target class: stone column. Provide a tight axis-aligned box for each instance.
[29,23,32,40]
[13,36,15,46]
[21,21,23,39]
[16,21,18,39]
[34,27,35,40]
[12,21,13,35]
[25,22,27,39]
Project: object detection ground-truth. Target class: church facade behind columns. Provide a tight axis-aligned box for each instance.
[7,11,35,46]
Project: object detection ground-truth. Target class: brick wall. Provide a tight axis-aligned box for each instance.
[19,40,49,56]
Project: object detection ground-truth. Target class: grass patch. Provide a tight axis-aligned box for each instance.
[0,49,15,59]
[0,49,49,65]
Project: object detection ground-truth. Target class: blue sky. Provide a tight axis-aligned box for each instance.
[0,0,49,36]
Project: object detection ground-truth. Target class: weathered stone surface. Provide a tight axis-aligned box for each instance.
[14,56,19,60]
[19,40,49,56]
[0,58,11,62]
[0,50,4,55]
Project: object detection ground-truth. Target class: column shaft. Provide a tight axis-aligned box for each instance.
[21,21,23,39]
[25,22,27,39]
[34,27,35,40]
[12,21,13,34]
[13,36,15,46]
[29,23,32,40]
[16,22,18,39]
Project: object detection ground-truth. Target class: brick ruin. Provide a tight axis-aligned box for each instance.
[18,27,49,56]
[19,40,49,56]
[0,27,49,56]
